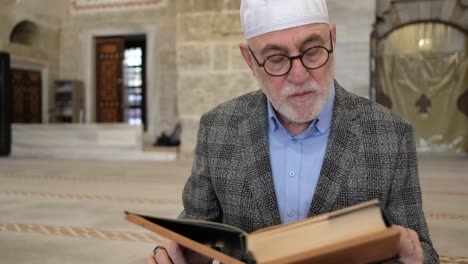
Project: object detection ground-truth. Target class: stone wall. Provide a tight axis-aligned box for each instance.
[0,0,65,123]
[328,0,375,98]
[59,1,178,144]
[1,0,377,158]
[176,0,375,157]
[175,0,257,157]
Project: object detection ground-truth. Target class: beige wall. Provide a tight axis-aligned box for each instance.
[59,1,178,144]
[175,0,257,156]
[176,0,375,157]
[328,0,375,98]
[0,0,376,157]
[0,0,65,122]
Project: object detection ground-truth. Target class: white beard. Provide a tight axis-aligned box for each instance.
[258,62,334,123]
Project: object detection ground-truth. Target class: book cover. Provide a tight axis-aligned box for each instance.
[125,199,400,264]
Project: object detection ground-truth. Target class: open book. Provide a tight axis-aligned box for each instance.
[125,199,400,264]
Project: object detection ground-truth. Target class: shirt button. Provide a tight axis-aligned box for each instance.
[291,138,297,143]
[289,171,295,177]
[288,210,295,217]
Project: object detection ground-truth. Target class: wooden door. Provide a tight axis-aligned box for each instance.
[96,37,124,123]
[11,69,42,123]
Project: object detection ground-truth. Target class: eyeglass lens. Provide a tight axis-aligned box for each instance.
[264,47,329,76]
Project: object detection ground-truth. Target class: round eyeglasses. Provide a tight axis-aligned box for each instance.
[248,31,334,77]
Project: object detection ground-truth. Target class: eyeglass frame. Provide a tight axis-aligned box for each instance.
[248,30,334,77]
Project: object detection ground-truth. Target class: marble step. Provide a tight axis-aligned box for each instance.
[11,124,176,161]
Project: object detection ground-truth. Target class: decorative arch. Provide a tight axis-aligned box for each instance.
[9,20,40,46]
[374,0,468,39]
[371,1,468,153]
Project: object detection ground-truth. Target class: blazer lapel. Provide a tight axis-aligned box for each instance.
[308,82,361,216]
[240,91,282,227]
[240,84,362,224]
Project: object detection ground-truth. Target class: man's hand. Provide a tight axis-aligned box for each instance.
[145,239,211,264]
[396,226,423,264]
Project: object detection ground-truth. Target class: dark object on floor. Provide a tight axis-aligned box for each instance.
[154,123,181,147]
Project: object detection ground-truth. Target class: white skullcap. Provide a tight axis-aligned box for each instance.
[240,0,329,39]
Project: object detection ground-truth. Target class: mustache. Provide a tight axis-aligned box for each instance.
[281,80,322,97]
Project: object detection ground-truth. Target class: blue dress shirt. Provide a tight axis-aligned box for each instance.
[267,84,335,224]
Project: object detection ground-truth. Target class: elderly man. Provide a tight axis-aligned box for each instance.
[147,0,439,263]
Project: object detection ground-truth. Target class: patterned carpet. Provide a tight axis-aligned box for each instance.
[0,156,466,263]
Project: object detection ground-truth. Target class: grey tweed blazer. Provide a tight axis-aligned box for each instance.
[180,81,439,263]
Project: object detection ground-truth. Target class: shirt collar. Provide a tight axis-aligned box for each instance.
[267,82,335,137]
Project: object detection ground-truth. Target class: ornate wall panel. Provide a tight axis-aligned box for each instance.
[71,0,166,13]
[95,38,124,123]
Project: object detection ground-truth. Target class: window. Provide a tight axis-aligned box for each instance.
[123,47,143,126]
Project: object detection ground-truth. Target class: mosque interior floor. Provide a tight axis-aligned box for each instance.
[0,155,467,263]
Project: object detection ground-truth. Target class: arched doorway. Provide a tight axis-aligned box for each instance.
[373,22,468,152]
[9,20,43,124]
[9,20,39,46]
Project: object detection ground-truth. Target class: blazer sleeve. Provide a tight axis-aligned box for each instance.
[178,114,223,222]
[387,125,439,263]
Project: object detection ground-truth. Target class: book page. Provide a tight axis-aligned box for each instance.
[248,205,387,263]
